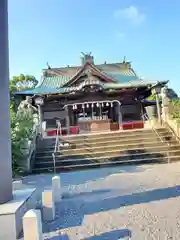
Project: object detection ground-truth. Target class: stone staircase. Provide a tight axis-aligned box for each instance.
[32,128,180,173]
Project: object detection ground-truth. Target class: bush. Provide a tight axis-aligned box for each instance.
[169,99,180,122]
[11,107,34,176]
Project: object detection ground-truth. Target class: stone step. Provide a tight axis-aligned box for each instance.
[37,132,156,147]
[63,130,156,142]
[35,149,178,167]
[63,128,152,139]
[35,146,180,163]
[35,132,175,152]
[36,137,175,155]
[32,154,180,173]
[37,127,170,147]
[32,126,180,174]
[59,139,177,154]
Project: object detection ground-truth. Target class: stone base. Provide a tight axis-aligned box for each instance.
[0,188,37,240]
[144,119,161,129]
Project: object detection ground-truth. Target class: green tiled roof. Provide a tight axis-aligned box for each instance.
[104,71,139,83]
[15,73,166,95]
[40,76,72,88]
[104,81,147,89]
[15,87,60,95]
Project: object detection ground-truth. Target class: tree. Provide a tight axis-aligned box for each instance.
[10,74,38,92]
[169,99,180,122]
[147,88,178,101]
[11,107,34,176]
[10,74,38,176]
[10,74,38,110]
[167,88,178,99]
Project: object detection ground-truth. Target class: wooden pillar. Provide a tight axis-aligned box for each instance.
[65,106,70,134]
[117,103,123,129]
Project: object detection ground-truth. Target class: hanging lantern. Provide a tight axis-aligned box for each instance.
[82,104,85,109]
[74,104,77,109]
[110,102,113,107]
[106,102,109,107]
[101,102,104,107]
[96,102,99,107]
[72,105,75,110]
[86,103,89,108]
[91,103,94,108]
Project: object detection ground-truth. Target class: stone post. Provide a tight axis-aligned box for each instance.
[23,209,43,240]
[37,105,43,136]
[42,121,47,137]
[0,0,13,204]
[155,93,162,124]
[161,87,169,123]
[52,175,61,202]
[42,190,55,221]
[13,180,22,190]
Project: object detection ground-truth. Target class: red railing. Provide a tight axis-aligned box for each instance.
[47,126,80,136]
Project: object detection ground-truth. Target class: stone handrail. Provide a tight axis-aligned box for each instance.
[26,123,40,172]
[162,116,180,143]
[52,121,61,173]
[42,121,47,137]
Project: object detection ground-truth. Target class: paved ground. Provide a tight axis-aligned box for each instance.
[22,162,180,239]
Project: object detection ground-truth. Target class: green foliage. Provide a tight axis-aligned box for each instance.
[10,74,37,176]
[147,88,178,101]
[10,74,38,111]
[10,74,38,92]
[169,99,180,122]
[147,94,162,102]
[11,107,34,176]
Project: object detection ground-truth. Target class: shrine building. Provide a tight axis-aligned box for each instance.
[15,53,168,136]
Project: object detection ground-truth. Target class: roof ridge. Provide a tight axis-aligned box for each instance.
[61,62,117,87]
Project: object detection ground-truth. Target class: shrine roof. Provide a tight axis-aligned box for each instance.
[104,71,138,83]
[15,77,167,96]
[15,57,168,95]
[40,71,138,88]
[43,62,131,76]
[41,76,71,88]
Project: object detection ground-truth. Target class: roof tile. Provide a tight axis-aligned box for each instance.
[40,76,72,88]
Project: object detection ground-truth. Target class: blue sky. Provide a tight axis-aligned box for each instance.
[8,0,180,93]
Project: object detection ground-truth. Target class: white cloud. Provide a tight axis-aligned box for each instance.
[114,6,146,25]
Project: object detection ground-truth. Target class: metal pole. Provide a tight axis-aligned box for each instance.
[0,0,13,203]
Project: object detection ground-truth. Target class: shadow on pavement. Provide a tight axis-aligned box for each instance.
[83,229,131,239]
[43,185,180,232]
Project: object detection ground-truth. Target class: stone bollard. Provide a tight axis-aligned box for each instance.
[23,209,43,240]
[13,179,22,190]
[42,190,55,221]
[52,175,61,202]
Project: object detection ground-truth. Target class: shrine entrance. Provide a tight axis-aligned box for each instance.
[64,100,122,135]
